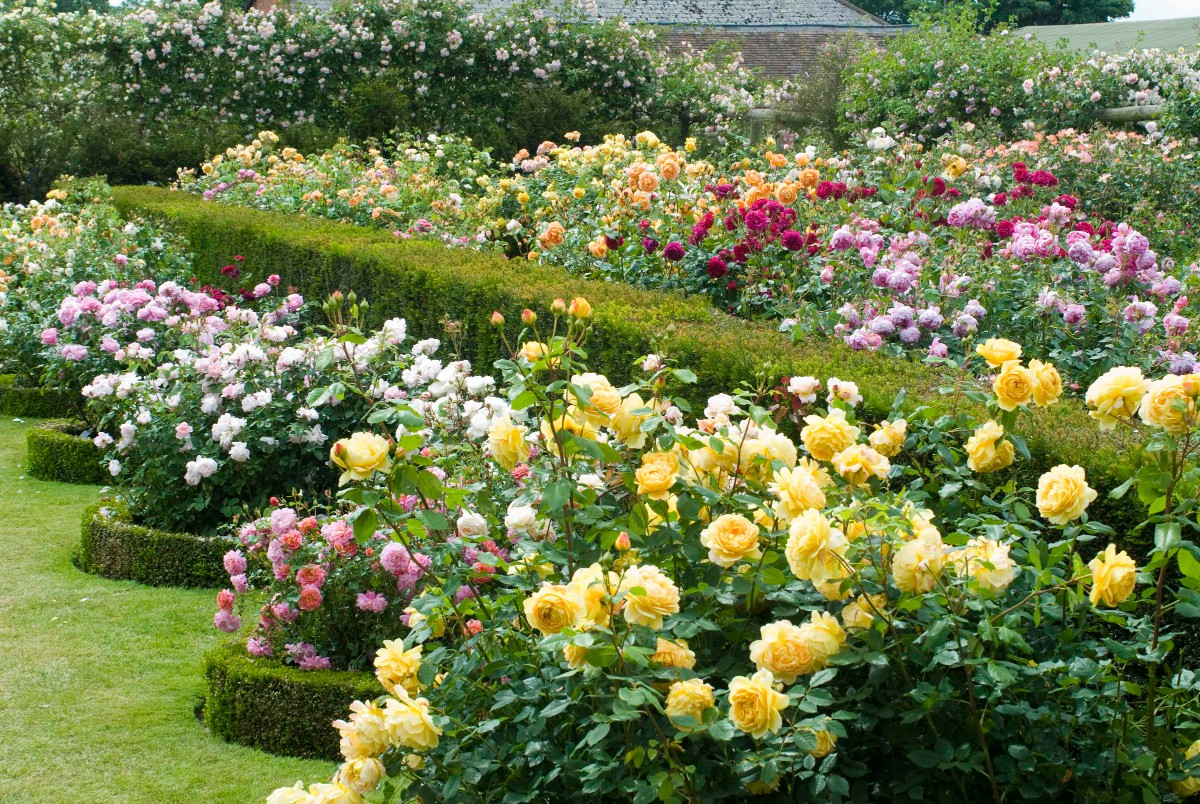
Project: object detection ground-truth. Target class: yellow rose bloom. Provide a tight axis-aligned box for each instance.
[748,620,819,684]
[330,432,392,484]
[563,642,590,669]
[524,582,587,635]
[831,444,890,486]
[333,757,386,795]
[665,678,714,729]
[1029,359,1062,406]
[374,641,423,696]
[800,727,839,758]
[868,418,907,457]
[949,538,1018,594]
[487,414,530,470]
[518,340,550,363]
[333,700,389,760]
[727,669,790,739]
[757,428,798,468]
[1088,544,1138,607]
[769,462,828,521]
[610,392,650,448]
[964,421,1015,474]
[619,564,680,629]
[1139,374,1196,434]
[699,513,763,567]
[382,690,441,751]
[801,610,847,663]
[1036,464,1098,525]
[571,372,621,423]
[1172,739,1200,797]
[992,360,1037,411]
[266,782,310,804]
[305,783,365,804]
[567,563,618,627]
[801,408,860,461]
[635,460,677,501]
[842,593,887,630]
[892,534,946,594]
[652,637,696,669]
[976,337,1022,368]
[1086,366,1149,430]
[785,509,847,582]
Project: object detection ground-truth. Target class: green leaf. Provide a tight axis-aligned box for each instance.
[1155,521,1182,553]
[908,749,940,768]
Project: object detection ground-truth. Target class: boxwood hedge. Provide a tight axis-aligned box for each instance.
[75,497,228,588]
[203,642,380,760]
[111,186,1148,542]
[26,419,105,485]
[0,374,75,418]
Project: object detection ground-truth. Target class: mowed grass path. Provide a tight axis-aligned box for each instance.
[0,418,334,803]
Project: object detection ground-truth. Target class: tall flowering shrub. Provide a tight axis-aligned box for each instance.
[265,298,1200,802]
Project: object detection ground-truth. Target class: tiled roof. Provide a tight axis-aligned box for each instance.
[661,26,894,77]
[475,0,887,26]
[1017,16,1200,53]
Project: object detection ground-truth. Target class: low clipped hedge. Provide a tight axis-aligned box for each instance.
[111,186,1148,542]
[75,498,228,588]
[0,374,75,418]
[26,419,105,484]
[203,642,381,760]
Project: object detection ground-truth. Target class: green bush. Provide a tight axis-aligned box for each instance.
[26,419,104,484]
[202,642,380,761]
[110,186,1149,545]
[0,374,76,418]
[75,498,228,588]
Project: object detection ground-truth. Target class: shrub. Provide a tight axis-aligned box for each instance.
[0,374,74,418]
[26,419,104,484]
[75,498,229,588]
[203,641,380,761]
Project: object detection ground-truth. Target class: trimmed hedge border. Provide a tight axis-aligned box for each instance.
[203,642,380,760]
[26,419,105,485]
[111,186,1147,540]
[0,374,75,418]
[75,499,229,588]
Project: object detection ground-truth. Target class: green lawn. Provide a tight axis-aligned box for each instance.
[0,417,335,803]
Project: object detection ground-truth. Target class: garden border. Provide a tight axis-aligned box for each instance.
[111,186,1147,539]
[0,374,75,418]
[26,419,105,485]
[202,641,380,761]
[75,498,229,588]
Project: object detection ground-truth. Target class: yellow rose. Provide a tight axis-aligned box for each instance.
[699,513,763,567]
[785,509,847,582]
[587,237,608,258]
[652,637,696,668]
[374,640,422,696]
[523,583,586,634]
[892,534,946,594]
[619,564,680,629]
[333,757,386,795]
[610,392,650,448]
[801,408,860,461]
[539,221,565,249]
[568,296,593,319]
[1139,374,1196,434]
[571,372,621,422]
[333,700,389,760]
[635,460,676,501]
[868,418,907,457]
[665,678,714,729]
[992,360,1036,411]
[769,462,828,521]
[1036,464,1098,525]
[518,340,550,363]
[487,414,530,470]
[801,610,847,661]
[841,593,887,630]
[757,428,798,468]
[964,421,1015,474]
[306,783,365,804]
[567,563,618,627]
[1088,544,1138,607]
[749,620,819,684]
[799,727,838,758]
[976,337,1022,368]
[266,782,310,804]
[330,432,392,484]
[1086,366,1149,430]
[950,538,1017,594]
[831,444,890,486]
[563,642,590,669]
[1029,359,1062,406]
[1172,739,1200,797]
[382,690,441,751]
[727,669,790,738]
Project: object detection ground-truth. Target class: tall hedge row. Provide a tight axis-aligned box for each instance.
[111,186,1147,540]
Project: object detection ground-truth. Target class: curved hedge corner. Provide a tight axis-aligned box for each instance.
[0,374,75,418]
[203,642,381,760]
[75,500,229,588]
[110,186,1147,540]
[26,420,105,484]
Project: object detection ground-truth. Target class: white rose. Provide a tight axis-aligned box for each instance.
[505,503,537,534]
[457,511,488,538]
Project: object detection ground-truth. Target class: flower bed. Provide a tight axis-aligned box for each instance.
[75,499,229,588]
[202,642,379,761]
[112,186,1149,544]
[0,374,75,418]
[26,419,104,484]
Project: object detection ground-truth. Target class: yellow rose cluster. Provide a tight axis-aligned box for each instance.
[975,339,1062,411]
[1086,366,1199,434]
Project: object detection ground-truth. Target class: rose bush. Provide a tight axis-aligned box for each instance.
[266,298,1200,802]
